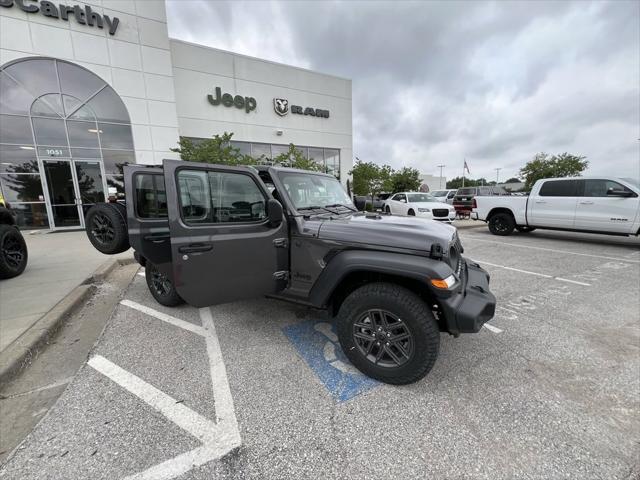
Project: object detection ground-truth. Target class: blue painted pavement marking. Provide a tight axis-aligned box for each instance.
[283,318,380,402]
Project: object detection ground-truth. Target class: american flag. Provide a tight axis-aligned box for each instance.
[464,160,470,174]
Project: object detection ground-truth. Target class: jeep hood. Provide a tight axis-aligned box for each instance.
[317,213,456,253]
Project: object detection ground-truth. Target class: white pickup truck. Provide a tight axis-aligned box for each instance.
[472,176,640,236]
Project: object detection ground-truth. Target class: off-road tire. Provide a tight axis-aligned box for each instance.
[516,226,536,233]
[145,261,184,307]
[85,203,129,254]
[488,212,515,236]
[0,224,28,279]
[407,209,416,216]
[336,282,440,385]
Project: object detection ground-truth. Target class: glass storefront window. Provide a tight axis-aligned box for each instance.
[31,94,64,118]
[4,59,59,103]
[67,120,100,148]
[102,150,135,174]
[0,145,38,173]
[270,145,290,161]
[89,88,131,124]
[230,141,251,156]
[308,148,324,168]
[251,143,271,160]
[0,173,44,202]
[99,123,134,149]
[8,203,49,229]
[0,115,33,144]
[71,148,101,159]
[32,117,67,146]
[57,61,104,103]
[0,72,34,115]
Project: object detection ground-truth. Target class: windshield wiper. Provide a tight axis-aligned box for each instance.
[297,206,337,215]
[324,203,357,212]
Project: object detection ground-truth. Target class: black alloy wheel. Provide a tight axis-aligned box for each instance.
[0,224,28,279]
[91,212,115,246]
[488,212,515,236]
[145,261,184,307]
[352,309,414,368]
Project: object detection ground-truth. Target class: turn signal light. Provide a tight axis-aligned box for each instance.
[430,275,456,289]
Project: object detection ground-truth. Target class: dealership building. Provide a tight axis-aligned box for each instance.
[0,0,353,229]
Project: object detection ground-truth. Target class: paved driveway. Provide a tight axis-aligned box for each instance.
[1,229,638,479]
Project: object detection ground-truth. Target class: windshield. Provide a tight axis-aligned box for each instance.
[430,191,447,197]
[407,193,438,203]
[278,172,354,210]
[457,188,476,195]
[622,177,639,188]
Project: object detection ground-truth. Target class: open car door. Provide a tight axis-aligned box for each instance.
[162,159,289,307]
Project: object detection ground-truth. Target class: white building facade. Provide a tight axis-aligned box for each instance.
[0,0,352,229]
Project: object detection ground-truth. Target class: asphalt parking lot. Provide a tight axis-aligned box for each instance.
[1,228,638,480]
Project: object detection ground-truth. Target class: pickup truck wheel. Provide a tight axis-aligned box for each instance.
[0,224,28,279]
[145,262,184,307]
[85,203,130,254]
[516,226,536,233]
[488,212,515,236]
[336,282,439,385]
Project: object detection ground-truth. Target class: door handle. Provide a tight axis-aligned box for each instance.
[579,201,594,205]
[535,200,546,204]
[178,243,213,254]
[144,233,170,243]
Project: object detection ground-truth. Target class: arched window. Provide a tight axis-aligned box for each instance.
[0,58,134,228]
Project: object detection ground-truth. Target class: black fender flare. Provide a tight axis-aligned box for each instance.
[308,249,454,308]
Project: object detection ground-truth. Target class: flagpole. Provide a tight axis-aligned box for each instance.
[462,158,465,188]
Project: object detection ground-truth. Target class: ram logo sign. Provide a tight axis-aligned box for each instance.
[274,98,289,116]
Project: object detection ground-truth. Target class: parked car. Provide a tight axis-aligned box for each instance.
[430,189,457,205]
[384,192,456,222]
[473,177,640,236]
[453,185,508,216]
[0,206,28,279]
[84,160,496,385]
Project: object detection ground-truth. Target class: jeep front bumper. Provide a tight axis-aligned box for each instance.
[436,259,496,335]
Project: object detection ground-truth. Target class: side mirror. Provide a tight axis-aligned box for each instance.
[267,198,283,227]
[607,188,633,197]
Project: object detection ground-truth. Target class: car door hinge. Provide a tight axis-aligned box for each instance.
[273,238,288,248]
[273,271,289,281]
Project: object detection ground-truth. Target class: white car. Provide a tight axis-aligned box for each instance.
[430,189,457,205]
[384,192,457,222]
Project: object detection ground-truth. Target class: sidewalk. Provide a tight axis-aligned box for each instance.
[0,231,132,353]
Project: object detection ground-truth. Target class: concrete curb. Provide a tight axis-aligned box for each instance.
[453,221,485,230]
[0,256,135,386]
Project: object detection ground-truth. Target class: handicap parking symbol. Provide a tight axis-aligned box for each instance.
[283,319,380,402]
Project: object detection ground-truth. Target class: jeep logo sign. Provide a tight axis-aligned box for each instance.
[0,0,120,35]
[208,87,257,113]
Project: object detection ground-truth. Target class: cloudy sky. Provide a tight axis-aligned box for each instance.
[166,0,639,182]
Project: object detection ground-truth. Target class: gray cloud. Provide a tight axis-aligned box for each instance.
[166,0,639,181]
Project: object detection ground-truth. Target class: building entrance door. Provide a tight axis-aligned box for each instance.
[42,159,106,229]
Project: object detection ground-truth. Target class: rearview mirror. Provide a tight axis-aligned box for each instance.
[607,188,633,197]
[268,198,283,227]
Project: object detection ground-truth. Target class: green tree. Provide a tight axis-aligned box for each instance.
[504,177,521,184]
[272,143,323,172]
[519,152,588,189]
[389,167,421,193]
[171,132,256,165]
[446,177,484,189]
[349,160,392,207]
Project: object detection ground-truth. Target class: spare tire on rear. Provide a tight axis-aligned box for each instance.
[85,203,129,254]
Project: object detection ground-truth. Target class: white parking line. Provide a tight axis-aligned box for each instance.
[94,300,241,480]
[473,260,591,286]
[88,355,219,443]
[465,236,640,264]
[483,323,503,333]
[120,299,207,337]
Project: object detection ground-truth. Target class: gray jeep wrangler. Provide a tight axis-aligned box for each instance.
[84,160,496,384]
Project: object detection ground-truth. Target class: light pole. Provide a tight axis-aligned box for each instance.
[494,167,502,184]
[437,164,445,189]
